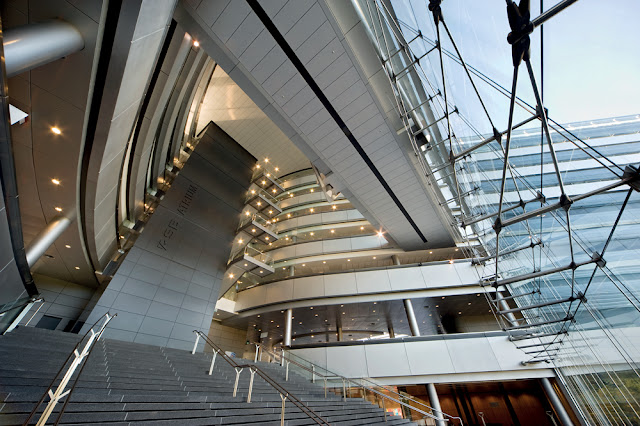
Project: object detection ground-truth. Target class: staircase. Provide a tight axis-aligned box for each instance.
[0,327,414,425]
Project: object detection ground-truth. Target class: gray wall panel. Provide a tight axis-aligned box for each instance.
[83,123,254,349]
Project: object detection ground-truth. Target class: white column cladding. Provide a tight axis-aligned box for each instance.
[427,383,446,426]
[284,308,293,347]
[541,378,574,426]
[25,216,73,267]
[495,291,518,326]
[3,21,84,77]
[403,298,421,336]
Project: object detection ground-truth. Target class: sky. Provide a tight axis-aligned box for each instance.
[390,0,640,130]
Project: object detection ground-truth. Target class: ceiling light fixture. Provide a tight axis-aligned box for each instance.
[264,158,269,163]
[229,273,234,278]
[51,127,62,135]
[65,245,71,248]
[51,178,61,185]
[193,40,199,47]
[74,266,80,270]
[54,207,62,212]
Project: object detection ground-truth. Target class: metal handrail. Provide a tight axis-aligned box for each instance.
[259,344,463,425]
[191,331,330,425]
[23,312,116,426]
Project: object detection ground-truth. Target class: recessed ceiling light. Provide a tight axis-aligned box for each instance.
[302,264,306,267]
[229,273,234,278]
[275,167,279,172]
[309,208,314,212]
[310,189,314,192]
[257,202,261,206]
[310,232,314,236]
[54,207,62,212]
[290,194,293,197]
[429,251,433,254]
[264,158,269,163]
[51,127,62,135]
[373,256,376,259]
[332,205,336,210]
[287,213,291,218]
[360,226,364,230]
[74,266,80,270]
[65,245,71,248]
[193,41,199,47]
[347,259,351,262]
[322,261,326,264]
[51,178,61,185]
[238,239,243,244]
[330,229,334,233]
[377,231,383,237]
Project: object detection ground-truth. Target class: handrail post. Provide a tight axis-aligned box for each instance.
[342,378,346,401]
[233,367,243,397]
[324,377,327,398]
[311,365,315,383]
[382,397,387,422]
[192,332,201,354]
[280,348,285,367]
[254,343,259,362]
[280,394,287,426]
[285,361,289,381]
[208,350,218,375]
[247,368,256,403]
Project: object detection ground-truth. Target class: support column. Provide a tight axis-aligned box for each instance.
[403,299,421,336]
[427,383,446,426]
[288,265,295,277]
[391,254,401,265]
[495,291,518,326]
[388,324,395,339]
[4,21,84,78]
[25,216,73,267]
[283,308,293,347]
[541,378,573,426]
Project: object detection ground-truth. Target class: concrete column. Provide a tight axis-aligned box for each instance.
[25,216,73,267]
[403,299,421,336]
[387,325,395,338]
[283,308,293,347]
[4,21,84,77]
[495,291,518,326]
[391,254,401,265]
[427,383,446,426]
[288,265,295,277]
[541,378,574,426]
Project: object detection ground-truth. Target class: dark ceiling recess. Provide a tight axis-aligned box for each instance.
[246,0,427,243]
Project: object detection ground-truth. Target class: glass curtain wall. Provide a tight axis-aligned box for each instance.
[352,0,640,423]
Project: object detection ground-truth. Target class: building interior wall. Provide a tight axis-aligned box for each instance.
[78,123,255,350]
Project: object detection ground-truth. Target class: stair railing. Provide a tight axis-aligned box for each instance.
[258,344,463,425]
[191,330,330,426]
[23,312,116,426]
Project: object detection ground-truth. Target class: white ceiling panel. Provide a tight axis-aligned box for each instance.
[197,66,310,175]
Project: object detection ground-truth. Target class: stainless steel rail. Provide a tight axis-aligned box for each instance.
[257,344,463,425]
[23,312,116,426]
[192,330,330,426]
